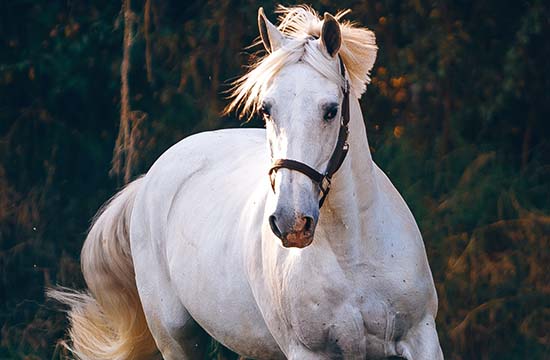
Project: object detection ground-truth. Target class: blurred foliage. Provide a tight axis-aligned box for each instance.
[0,0,549,359]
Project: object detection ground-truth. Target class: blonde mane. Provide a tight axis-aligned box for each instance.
[225,5,377,118]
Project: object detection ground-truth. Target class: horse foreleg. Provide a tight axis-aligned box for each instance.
[396,315,443,360]
[286,345,330,360]
[134,249,210,359]
[140,289,211,360]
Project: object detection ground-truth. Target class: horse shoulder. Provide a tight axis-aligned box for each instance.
[369,163,438,313]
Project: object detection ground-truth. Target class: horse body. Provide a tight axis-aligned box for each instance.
[131,91,441,359]
[51,6,443,359]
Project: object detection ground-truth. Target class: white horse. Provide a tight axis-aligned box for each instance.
[50,6,443,360]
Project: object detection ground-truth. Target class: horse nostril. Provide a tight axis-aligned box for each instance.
[269,214,283,239]
[303,216,313,234]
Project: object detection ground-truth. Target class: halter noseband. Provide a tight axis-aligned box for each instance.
[268,55,350,208]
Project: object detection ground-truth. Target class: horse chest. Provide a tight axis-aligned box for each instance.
[285,296,365,356]
[279,266,424,358]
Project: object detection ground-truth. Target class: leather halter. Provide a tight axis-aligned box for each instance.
[268,56,350,208]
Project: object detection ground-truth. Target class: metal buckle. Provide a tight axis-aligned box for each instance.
[344,79,350,93]
[320,176,331,195]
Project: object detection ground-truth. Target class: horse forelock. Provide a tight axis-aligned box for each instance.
[224,5,378,119]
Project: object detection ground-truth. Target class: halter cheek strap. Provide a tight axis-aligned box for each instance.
[268,55,350,207]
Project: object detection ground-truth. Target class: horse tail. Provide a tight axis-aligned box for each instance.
[48,178,158,360]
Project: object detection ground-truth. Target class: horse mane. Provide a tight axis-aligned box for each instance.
[225,5,377,119]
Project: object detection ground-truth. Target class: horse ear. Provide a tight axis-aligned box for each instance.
[321,13,341,58]
[258,7,285,53]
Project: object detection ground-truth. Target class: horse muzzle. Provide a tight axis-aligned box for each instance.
[269,210,318,248]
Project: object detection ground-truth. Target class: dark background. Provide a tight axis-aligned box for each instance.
[1,0,549,359]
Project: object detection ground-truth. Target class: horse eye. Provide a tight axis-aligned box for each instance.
[259,103,272,119]
[323,105,338,121]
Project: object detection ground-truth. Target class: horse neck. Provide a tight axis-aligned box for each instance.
[321,96,377,262]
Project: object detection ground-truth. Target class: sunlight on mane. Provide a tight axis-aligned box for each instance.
[225,5,378,119]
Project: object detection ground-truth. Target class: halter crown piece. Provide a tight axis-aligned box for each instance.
[268,55,351,207]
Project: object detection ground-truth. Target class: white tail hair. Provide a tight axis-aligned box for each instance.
[48,178,158,359]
